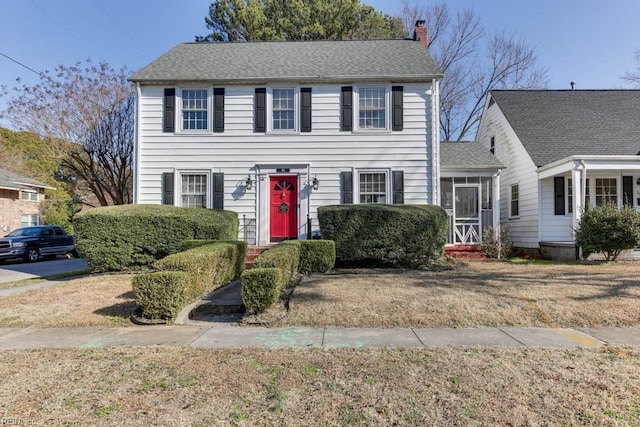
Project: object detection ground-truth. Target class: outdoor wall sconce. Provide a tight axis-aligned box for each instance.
[245,175,253,190]
[312,176,319,190]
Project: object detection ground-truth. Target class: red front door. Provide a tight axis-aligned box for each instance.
[270,176,298,241]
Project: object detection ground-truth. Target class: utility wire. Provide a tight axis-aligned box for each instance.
[0,51,48,81]
[92,0,147,55]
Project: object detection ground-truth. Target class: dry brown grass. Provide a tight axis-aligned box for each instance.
[0,274,135,327]
[0,346,638,425]
[276,262,640,328]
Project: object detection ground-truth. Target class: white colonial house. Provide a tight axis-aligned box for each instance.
[476,89,640,260]
[129,24,450,245]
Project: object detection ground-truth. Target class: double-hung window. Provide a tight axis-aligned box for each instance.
[21,190,38,201]
[21,214,39,227]
[182,89,208,131]
[359,172,387,203]
[595,178,617,206]
[358,87,386,130]
[181,173,207,208]
[272,88,295,131]
[510,184,519,217]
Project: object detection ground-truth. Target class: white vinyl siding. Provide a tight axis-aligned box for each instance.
[477,101,539,248]
[135,82,435,241]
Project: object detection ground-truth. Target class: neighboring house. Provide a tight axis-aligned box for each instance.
[130,23,447,245]
[476,90,640,260]
[0,168,54,233]
[439,142,505,246]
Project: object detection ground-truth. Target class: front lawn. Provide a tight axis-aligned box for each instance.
[271,262,640,328]
[0,346,638,425]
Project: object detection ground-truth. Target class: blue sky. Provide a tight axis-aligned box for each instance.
[0,0,638,120]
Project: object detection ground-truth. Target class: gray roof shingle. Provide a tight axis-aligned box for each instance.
[489,90,640,167]
[130,39,442,83]
[0,168,51,191]
[440,142,505,170]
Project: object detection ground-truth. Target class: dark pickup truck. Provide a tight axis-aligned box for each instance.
[0,225,77,263]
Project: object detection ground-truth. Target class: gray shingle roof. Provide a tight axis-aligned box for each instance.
[489,90,640,167]
[440,142,505,170]
[130,39,442,83]
[0,168,51,191]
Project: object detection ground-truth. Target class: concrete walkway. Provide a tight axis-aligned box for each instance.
[0,324,638,350]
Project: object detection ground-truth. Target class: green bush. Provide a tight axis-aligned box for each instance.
[73,205,238,272]
[282,240,335,273]
[132,241,245,321]
[179,239,248,274]
[251,243,300,285]
[575,203,640,261]
[240,268,284,314]
[318,204,447,267]
[132,271,188,320]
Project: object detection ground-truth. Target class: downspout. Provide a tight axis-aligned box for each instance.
[307,164,311,240]
[134,82,142,204]
[431,78,440,205]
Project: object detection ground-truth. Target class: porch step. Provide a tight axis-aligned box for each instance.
[244,245,270,269]
[445,245,487,261]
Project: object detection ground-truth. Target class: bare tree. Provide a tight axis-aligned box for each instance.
[402,1,548,141]
[0,60,134,205]
[623,49,640,87]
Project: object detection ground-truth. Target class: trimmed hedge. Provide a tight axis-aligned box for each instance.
[179,239,248,275]
[281,240,335,273]
[241,268,284,314]
[251,243,300,285]
[318,204,448,267]
[132,241,245,321]
[73,204,238,272]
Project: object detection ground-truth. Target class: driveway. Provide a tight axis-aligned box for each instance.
[0,258,89,284]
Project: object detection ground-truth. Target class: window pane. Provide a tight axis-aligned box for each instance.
[359,172,387,204]
[182,90,208,130]
[272,89,295,130]
[595,178,617,206]
[20,214,38,227]
[359,87,386,129]
[181,174,207,208]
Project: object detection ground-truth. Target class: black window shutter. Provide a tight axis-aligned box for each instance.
[161,172,174,205]
[623,176,633,207]
[341,86,352,131]
[392,170,404,204]
[254,88,266,133]
[163,88,175,133]
[391,86,403,131]
[554,176,565,215]
[341,171,353,204]
[213,88,225,133]
[301,87,312,132]
[212,172,224,209]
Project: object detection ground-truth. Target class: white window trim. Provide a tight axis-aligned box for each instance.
[267,86,299,133]
[353,84,391,132]
[178,87,212,133]
[354,168,391,204]
[566,177,573,215]
[21,190,38,202]
[509,183,519,218]
[177,170,211,209]
[20,214,39,227]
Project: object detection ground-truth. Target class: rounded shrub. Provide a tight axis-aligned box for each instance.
[318,204,447,267]
[575,203,640,261]
[73,204,238,272]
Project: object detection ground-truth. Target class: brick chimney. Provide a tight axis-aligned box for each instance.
[413,19,427,49]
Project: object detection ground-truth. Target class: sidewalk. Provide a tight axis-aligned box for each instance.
[0,324,638,349]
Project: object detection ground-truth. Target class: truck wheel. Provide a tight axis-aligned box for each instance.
[23,247,40,263]
[70,249,79,258]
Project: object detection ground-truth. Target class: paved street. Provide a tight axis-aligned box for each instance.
[0,257,88,284]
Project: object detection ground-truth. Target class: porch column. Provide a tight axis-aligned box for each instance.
[572,167,583,233]
[493,170,501,239]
